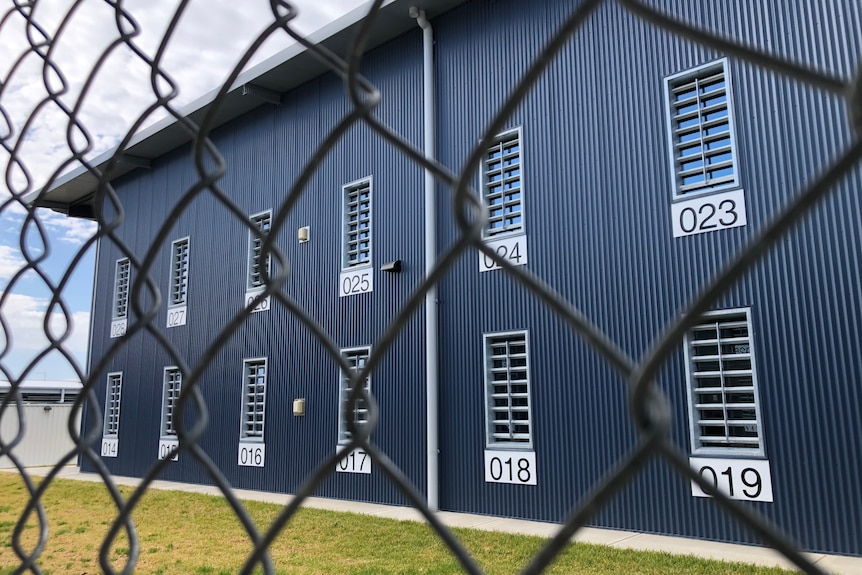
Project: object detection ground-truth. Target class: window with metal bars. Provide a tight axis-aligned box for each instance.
[484,128,523,237]
[169,238,189,306]
[484,331,532,447]
[247,210,271,290]
[684,309,764,456]
[342,178,372,268]
[112,258,130,319]
[103,372,122,437]
[240,358,267,442]
[338,347,370,444]
[161,367,182,438]
[665,59,739,197]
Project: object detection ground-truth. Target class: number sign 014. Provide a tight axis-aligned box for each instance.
[689,457,773,502]
[479,234,528,272]
[110,319,127,338]
[483,450,537,485]
[101,438,119,458]
[671,189,747,238]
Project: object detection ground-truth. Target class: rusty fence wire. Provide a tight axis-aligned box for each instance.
[1,0,861,573]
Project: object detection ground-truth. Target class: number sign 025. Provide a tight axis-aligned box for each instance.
[671,189,747,238]
[484,450,537,485]
[689,457,773,502]
[339,268,373,297]
[479,234,528,272]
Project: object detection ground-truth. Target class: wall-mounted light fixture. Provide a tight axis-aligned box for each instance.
[381,260,401,273]
[293,398,306,416]
[298,226,310,243]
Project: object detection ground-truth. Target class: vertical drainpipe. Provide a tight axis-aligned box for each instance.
[410,5,438,512]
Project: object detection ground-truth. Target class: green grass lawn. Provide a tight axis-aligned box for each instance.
[0,474,790,574]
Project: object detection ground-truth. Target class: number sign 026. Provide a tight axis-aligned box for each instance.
[339,268,373,297]
[237,443,265,467]
[689,457,773,502]
[244,289,271,313]
[479,234,527,272]
[671,189,747,238]
[484,450,537,485]
[336,447,371,474]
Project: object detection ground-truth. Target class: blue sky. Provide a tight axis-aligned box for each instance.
[0,0,364,381]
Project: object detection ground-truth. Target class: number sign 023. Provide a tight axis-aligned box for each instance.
[671,189,747,238]
[336,447,371,474]
[689,457,773,502]
[484,450,537,485]
[479,234,527,272]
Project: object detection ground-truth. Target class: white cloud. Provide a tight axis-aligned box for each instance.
[38,208,97,246]
[0,245,26,285]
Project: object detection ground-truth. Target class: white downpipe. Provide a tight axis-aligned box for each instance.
[411,6,438,512]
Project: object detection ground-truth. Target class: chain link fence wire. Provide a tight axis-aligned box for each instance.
[1,0,860,573]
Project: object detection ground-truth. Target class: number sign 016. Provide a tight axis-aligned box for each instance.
[479,234,527,272]
[237,443,265,467]
[483,450,537,485]
[671,189,747,238]
[336,447,371,474]
[689,457,773,502]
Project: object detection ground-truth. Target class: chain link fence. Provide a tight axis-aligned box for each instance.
[1,0,860,573]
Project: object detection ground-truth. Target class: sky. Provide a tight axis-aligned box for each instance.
[0,0,365,381]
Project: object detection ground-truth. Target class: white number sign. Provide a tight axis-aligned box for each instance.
[339,269,373,297]
[689,457,773,502]
[110,319,127,338]
[101,438,119,458]
[479,234,527,272]
[166,305,187,328]
[244,290,270,313]
[672,189,747,238]
[483,450,537,485]
[336,447,371,474]
[237,443,265,467]
[157,439,179,461]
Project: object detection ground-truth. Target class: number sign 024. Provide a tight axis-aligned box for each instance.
[671,189,747,238]
[484,450,537,485]
[689,457,773,502]
[479,234,528,272]
[336,447,371,474]
[339,268,373,297]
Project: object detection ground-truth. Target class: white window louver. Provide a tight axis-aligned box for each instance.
[103,372,123,438]
[338,347,370,444]
[343,180,372,268]
[161,368,182,438]
[113,258,130,319]
[247,211,272,290]
[485,332,532,446]
[170,238,189,306]
[484,129,523,236]
[240,358,267,441]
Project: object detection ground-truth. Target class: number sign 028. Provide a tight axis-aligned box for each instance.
[110,319,127,338]
[484,450,537,485]
[336,447,371,474]
[689,457,773,502]
[479,234,527,272]
[671,189,747,238]
[339,268,373,297]
[237,443,265,467]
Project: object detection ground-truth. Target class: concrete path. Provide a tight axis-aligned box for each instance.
[4,465,860,574]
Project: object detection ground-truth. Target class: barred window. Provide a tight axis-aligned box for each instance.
[484,128,523,237]
[342,178,372,268]
[170,237,190,306]
[685,309,764,456]
[240,358,267,441]
[247,210,272,290]
[103,372,123,438]
[338,347,370,444]
[484,331,532,447]
[112,258,130,319]
[665,59,739,197]
[161,367,182,438]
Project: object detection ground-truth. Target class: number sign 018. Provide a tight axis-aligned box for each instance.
[483,450,537,485]
[336,447,371,474]
[689,457,773,502]
[479,234,527,272]
[339,269,373,297]
[671,189,747,238]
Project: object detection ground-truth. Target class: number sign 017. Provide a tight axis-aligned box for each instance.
[336,447,371,474]
[483,450,537,485]
[689,457,773,502]
[671,189,747,238]
[479,234,528,272]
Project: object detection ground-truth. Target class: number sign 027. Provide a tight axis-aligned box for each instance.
[479,234,528,272]
[689,457,773,502]
[339,268,373,297]
[671,189,747,238]
[166,305,187,328]
[484,450,537,485]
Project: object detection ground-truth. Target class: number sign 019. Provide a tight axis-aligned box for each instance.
[479,234,528,272]
[336,447,371,474]
[483,450,537,485]
[671,189,747,238]
[689,457,773,502]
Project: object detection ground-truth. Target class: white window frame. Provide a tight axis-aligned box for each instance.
[112,258,130,320]
[247,210,272,290]
[341,177,373,270]
[482,127,525,239]
[160,367,182,439]
[337,346,371,445]
[103,372,123,438]
[239,357,267,442]
[664,58,741,200]
[684,308,766,457]
[169,237,190,307]
[483,330,533,449]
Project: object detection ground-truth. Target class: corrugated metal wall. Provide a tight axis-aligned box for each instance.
[435,0,861,556]
[1,405,81,469]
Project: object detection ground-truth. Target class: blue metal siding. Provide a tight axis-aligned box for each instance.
[435,0,861,555]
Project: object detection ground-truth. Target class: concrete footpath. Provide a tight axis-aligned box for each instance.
[4,466,861,574]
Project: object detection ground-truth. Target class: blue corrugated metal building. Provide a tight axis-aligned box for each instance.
[42,0,861,556]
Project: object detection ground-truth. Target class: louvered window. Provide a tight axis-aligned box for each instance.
[240,358,267,441]
[343,179,372,268]
[484,129,523,236]
[685,309,764,455]
[161,367,182,438]
[103,372,123,438]
[666,60,739,197]
[338,347,370,444]
[113,258,130,319]
[169,238,189,306]
[247,211,272,289]
[484,332,532,446]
